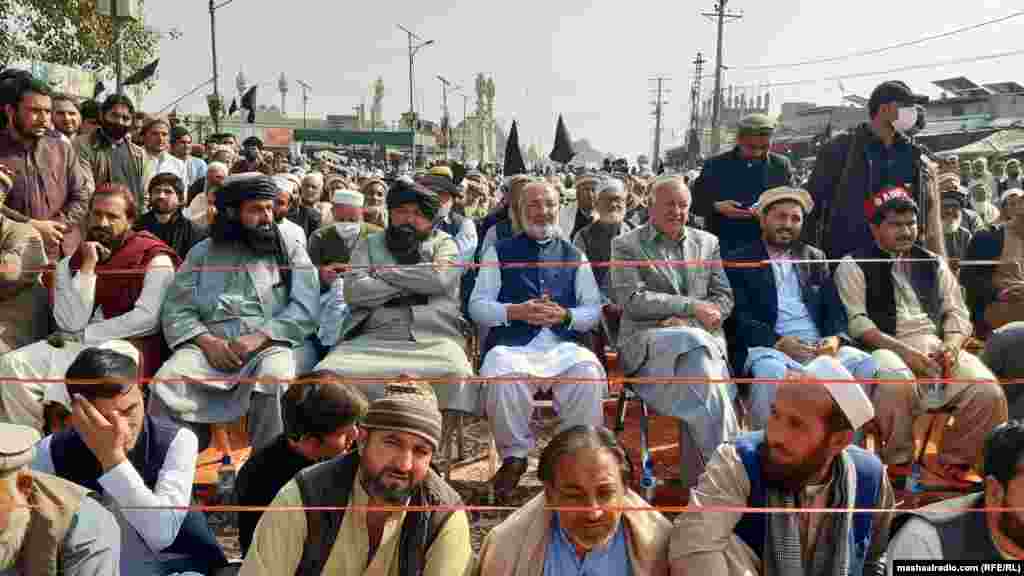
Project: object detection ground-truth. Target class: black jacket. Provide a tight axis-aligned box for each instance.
[962,225,1007,336]
[806,122,935,259]
[692,147,793,255]
[725,240,848,374]
[133,208,207,259]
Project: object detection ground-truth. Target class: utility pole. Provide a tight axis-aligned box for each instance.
[437,76,459,160]
[457,92,469,163]
[687,52,706,167]
[702,0,742,155]
[650,77,671,174]
[113,1,123,93]
[397,25,434,169]
[208,0,240,132]
[297,80,312,129]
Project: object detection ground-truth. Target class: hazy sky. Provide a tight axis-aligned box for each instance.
[142,0,1022,159]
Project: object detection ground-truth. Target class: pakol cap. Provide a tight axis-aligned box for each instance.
[737,113,777,136]
[804,356,875,431]
[0,423,40,476]
[755,186,814,216]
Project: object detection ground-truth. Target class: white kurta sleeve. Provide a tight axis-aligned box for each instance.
[53,257,97,334]
[454,218,478,266]
[97,427,198,552]
[468,246,509,326]
[570,254,603,332]
[82,254,176,345]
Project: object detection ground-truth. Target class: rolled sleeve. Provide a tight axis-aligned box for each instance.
[97,428,197,552]
[834,256,877,339]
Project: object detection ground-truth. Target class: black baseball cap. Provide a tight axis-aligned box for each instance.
[869,81,929,111]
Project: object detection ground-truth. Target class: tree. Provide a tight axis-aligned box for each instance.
[0,0,162,86]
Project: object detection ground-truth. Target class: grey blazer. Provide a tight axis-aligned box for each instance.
[609,224,734,375]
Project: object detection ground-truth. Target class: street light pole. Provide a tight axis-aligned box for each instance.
[436,76,459,160]
[397,24,433,169]
[208,0,239,132]
[297,80,312,129]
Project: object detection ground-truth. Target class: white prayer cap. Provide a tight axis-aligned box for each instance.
[804,356,875,430]
[333,189,365,207]
[271,175,293,194]
[43,341,142,411]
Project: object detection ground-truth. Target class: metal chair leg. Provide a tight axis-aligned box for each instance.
[637,397,657,501]
[615,387,628,433]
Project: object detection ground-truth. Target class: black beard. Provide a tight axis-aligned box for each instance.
[385,224,427,265]
[360,467,420,504]
[243,222,280,255]
[760,439,833,493]
[88,228,124,259]
[103,123,130,141]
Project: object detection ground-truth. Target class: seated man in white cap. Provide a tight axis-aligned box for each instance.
[303,187,383,370]
[34,344,227,576]
[0,422,120,575]
[726,186,879,429]
[470,180,606,499]
[313,179,474,412]
[670,356,895,576]
[150,174,319,454]
[835,186,1006,478]
[271,174,308,250]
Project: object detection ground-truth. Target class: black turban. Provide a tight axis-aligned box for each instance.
[217,174,278,211]
[415,174,460,198]
[387,178,439,220]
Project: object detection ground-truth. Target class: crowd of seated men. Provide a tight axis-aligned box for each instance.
[2,74,1024,575]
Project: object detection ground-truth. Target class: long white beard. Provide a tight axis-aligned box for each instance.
[0,507,30,571]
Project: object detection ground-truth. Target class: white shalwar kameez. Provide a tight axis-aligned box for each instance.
[470,245,607,460]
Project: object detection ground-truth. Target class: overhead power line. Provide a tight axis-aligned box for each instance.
[699,48,1024,94]
[721,8,1024,73]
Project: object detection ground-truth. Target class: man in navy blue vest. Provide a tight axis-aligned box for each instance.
[888,420,1024,564]
[32,344,226,576]
[469,180,607,499]
[671,356,895,576]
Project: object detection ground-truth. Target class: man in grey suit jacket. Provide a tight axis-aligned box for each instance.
[313,179,475,414]
[610,175,739,489]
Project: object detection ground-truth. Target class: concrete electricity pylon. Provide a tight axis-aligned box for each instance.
[702,0,742,155]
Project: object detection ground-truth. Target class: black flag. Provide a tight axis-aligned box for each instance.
[240,85,257,124]
[503,121,526,176]
[548,114,575,164]
[122,59,159,86]
[228,99,238,116]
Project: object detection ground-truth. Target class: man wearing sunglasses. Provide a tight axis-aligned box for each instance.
[235,372,368,556]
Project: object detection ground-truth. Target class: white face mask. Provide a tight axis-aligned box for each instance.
[892,106,918,133]
[335,222,361,237]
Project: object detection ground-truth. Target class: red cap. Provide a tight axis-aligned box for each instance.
[865,186,917,221]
